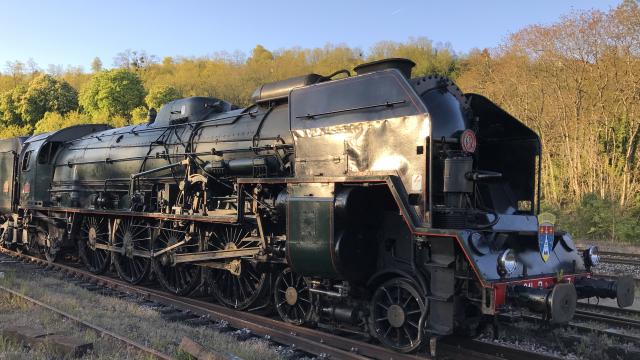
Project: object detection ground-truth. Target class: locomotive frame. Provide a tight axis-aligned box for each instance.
[0,58,634,353]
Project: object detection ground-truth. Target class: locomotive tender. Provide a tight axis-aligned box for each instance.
[0,58,634,352]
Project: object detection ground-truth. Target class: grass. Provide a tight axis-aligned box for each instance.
[0,263,284,360]
[0,292,147,359]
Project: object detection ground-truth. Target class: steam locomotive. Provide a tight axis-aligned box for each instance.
[0,58,634,353]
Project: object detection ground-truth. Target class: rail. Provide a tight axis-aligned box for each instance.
[0,247,568,360]
[0,284,174,360]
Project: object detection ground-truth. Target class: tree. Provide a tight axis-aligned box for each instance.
[0,124,33,139]
[47,64,64,76]
[0,86,26,125]
[247,45,274,64]
[26,58,40,74]
[130,106,149,125]
[33,111,100,134]
[79,69,146,118]
[4,61,25,86]
[19,74,79,126]
[113,49,157,70]
[369,37,459,78]
[91,57,103,73]
[145,85,181,110]
[162,57,174,66]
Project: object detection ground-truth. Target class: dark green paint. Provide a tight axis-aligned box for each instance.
[0,152,16,213]
[287,197,338,277]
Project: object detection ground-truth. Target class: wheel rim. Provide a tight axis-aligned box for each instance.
[151,223,202,295]
[208,226,268,310]
[35,231,58,263]
[112,218,151,284]
[370,279,426,353]
[0,226,5,248]
[274,268,312,325]
[78,216,110,274]
[43,242,58,263]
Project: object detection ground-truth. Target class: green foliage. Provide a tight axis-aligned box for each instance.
[107,115,130,128]
[86,110,129,128]
[248,45,274,64]
[369,37,458,78]
[0,124,33,139]
[0,86,26,125]
[19,74,78,126]
[33,111,66,134]
[130,106,149,125]
[552,194,640,244]
[145,85,181,110]
[34,111,101,134]
[80,69,146,118]
[33,109,129,133]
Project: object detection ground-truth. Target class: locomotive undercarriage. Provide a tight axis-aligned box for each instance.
[0,177,494,353]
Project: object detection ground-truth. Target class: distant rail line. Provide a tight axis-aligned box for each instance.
[599,251,640,266]
[507,304,640,351]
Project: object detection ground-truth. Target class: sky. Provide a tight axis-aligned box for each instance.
[0,0,624,72]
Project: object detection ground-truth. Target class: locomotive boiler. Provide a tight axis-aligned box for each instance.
[0,58,634,353]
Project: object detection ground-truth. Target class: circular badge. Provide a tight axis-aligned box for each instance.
[460,129,477,153]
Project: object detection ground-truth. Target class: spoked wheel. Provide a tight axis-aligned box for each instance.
[112,218,151,284]
[42,237,59,263]
[274,268,312,325]
[19,232,39,256]
[369,278,426,353]
[151,222,202,295]
[208,226,269,310]
[33,226,60,263]
[78,216,110,274]
[0,224,15,250]
[0,224,7,249]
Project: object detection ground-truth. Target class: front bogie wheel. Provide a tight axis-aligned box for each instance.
[274,268,312,325]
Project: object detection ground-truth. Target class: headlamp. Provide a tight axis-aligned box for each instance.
[583,246,599,267]
[498,249,518,276]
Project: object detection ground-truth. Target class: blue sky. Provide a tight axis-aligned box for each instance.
[0,0,623,72]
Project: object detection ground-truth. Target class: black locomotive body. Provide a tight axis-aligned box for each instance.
[0,58,634,353]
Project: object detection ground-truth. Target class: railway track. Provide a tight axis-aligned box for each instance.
[0,247,566,360]
[598,251,640,266]
[509,300,640,346]
[574,309,640,329]
[577,301,640,318]
[575,302,640,331]
[579,249,640,286]
[499,312,640,360]
[590,273,640,288]
[0,284,175,360]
